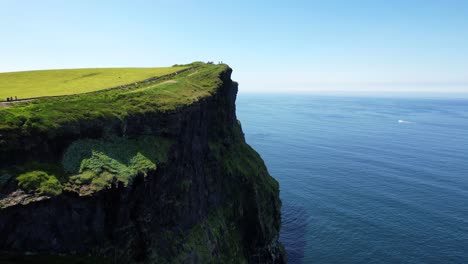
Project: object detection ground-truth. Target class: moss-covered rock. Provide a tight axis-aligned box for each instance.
[16,171,62,196]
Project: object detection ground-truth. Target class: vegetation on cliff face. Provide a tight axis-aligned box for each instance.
[16,171,62,196]
[63,136,172,195]
[0,135,173,200]
[133,133,283,263]
[0,66,187,99]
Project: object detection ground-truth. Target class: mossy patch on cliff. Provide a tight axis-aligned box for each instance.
[148,206,248,264]
[0,136,173,198]
[16,171,62,196]
[62,136,171,174]
[62,136,172,195]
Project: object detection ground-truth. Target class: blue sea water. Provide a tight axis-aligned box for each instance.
[236,94,468,264]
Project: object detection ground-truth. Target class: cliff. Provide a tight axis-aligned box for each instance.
[0,63,286,263]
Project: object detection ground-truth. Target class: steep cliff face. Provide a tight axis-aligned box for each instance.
[0,66,286,263]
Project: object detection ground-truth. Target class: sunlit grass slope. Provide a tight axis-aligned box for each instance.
[0,62,228,131]
[0,66,187,100]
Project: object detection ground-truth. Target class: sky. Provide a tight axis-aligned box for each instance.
[1,0,468,95]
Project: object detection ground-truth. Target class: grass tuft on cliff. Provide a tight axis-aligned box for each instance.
[0,66,188,100]
[16,171,62,196]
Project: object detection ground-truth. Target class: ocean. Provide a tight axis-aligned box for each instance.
[236,94,468,264]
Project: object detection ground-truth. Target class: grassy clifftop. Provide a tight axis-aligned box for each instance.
[0,62,228,132]
[0,66,188,100]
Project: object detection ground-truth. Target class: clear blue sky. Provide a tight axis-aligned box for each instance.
[1,0,468,94]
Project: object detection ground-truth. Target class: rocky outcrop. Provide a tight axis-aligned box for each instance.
[0,67,286,263]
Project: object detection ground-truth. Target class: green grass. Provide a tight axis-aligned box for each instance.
[0,63,227,132]
[62,136,171,173]
[62,136,172,195]
[0,66,188,100]
[16,171,62,196]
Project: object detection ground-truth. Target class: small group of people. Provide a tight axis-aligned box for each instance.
[6,96,18,102]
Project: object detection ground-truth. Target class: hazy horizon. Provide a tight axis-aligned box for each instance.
[1,0,467,94]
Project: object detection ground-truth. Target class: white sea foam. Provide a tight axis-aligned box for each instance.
[398,119,412,124]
